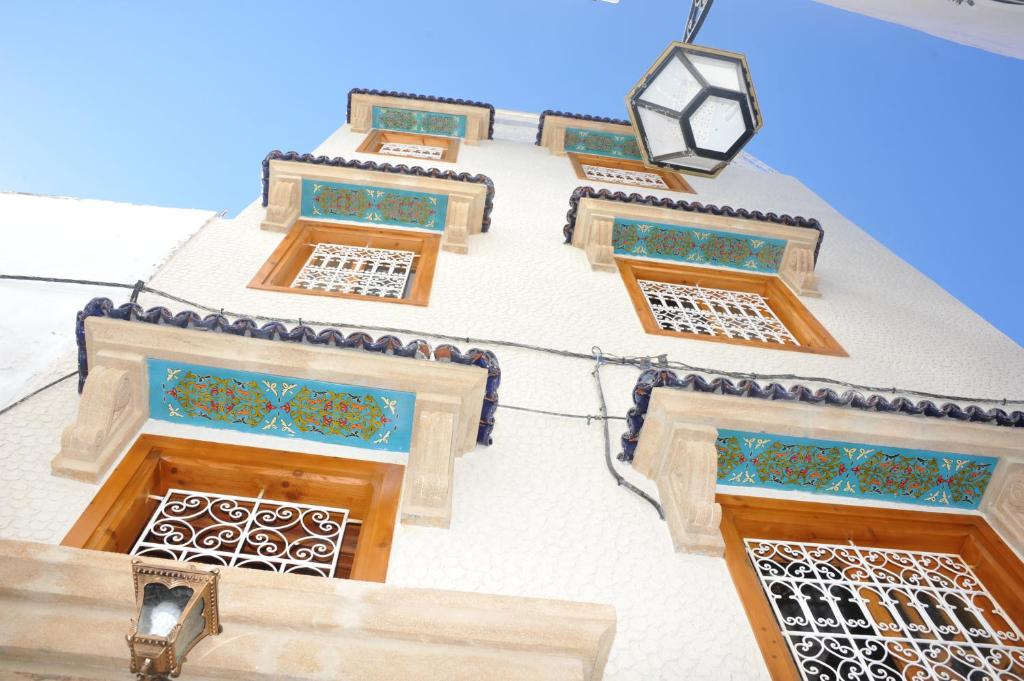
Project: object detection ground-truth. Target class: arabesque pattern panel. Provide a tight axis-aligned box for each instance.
[614,219,786,273]
[301,179,448,231]
[148,359,416,452]
[717,429,996,508]
[564,127,643,159]
[372,105,467,138]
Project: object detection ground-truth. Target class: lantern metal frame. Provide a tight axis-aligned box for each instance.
[126,559,222,680]
[625,42,762,178]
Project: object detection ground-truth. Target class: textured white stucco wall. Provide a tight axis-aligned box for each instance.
[1,112,1022,681]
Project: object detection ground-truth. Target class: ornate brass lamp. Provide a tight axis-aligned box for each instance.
[626,41,761,178]
[126,559,221,680]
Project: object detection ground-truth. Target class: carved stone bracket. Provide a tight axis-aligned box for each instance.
[570,195,821,295]
[983,462,1024,556]
[53,317,490,529]
[262,158,490,255]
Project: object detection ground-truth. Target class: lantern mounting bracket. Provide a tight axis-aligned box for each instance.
[683,0,714,43]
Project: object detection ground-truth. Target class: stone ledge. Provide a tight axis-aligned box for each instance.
[0,540,616,681]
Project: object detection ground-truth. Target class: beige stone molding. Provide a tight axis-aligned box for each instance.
[632,389,1024,555]
[349,92,491,144]
[538,115,634,157]
[570,196,822,296]
[982,462,1024,557]
[0,540,616,681]
[261,158,489,255]
[53,317,489,529]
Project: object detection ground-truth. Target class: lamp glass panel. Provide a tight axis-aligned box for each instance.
[690,96,746,153]
[139,583,194,637]
[176,597,207,663]
[638,107,689,157]
[686,53,745,93]
[638,53,702,113]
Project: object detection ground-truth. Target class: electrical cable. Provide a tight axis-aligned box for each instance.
[0,370,79,418]
[592,349,665,519]
[2,272,1023,406]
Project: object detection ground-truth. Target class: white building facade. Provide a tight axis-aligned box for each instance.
[1,90,1022,681]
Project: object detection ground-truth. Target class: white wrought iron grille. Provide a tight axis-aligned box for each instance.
[637,280,799,345]
[581,163,669,189]
[131,489,353,577]
[292,243,414,298]
[379,142,445,160]
[746,539,1024,681]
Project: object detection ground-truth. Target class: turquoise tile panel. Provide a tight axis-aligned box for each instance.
[612,219,787,273]
[300,179,448,231]
[148,359,416,453]
[716,428,997,509]
[372,105,467,138]
[563,127,643,160]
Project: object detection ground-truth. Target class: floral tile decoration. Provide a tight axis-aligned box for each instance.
[563,127,643,160]
[300,178,448,231]
[716,429,996,509]
[613,219,787,273]
[371,105,467,138]
[149,359,416,453]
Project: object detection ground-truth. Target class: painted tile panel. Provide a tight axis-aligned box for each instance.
[148,359,416,453]
[372,105,467,138]
[613,219,787,274]
[301,179,448,231]
[564,127,643,160]
[716,429,996,509]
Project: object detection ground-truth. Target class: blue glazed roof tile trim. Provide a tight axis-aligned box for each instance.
[346,88,496,140]
[619,369,1024,463]
[563,186,825,264]
[75,297,500,446]
[262,150,496,233]
[535,110,633,146]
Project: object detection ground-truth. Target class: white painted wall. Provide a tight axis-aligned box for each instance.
[812,0,1024,59]
[1,112,1022,680]
[0,192,216,408]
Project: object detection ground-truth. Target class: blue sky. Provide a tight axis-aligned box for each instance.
[1,0,1021,344]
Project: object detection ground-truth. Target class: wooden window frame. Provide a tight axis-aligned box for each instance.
[568,152,694,193]
[248,220,440,306]
[719,494,1024,681]
[356,129,460,163]
[616,258,846,356]
[62,434,404,583]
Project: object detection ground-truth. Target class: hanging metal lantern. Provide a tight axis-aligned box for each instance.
[626,42,762,178]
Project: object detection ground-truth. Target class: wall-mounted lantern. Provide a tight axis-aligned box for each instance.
[126,560,221,680]
[626,42,761,178]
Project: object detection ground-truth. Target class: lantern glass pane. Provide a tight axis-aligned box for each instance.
[139,583,194,637]
[638,107,689,158]
[687,53,745,92]
[639,53,702,113]
[690,96,746,154]
[176,597,207,663]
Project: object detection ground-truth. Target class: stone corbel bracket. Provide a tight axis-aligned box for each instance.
[632,389,1024,556]
[0,540,616,681]
[261,154,492,255]
[348,90,493,144]
[54,316,491,529]
[566,189,823,296]
[536,112,634,156]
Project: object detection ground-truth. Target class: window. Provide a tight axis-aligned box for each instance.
[356,129,460,163]
[63,435,404,582]
[617,259,845,355]
[568,153,693,192]
[721,495,1024,681]
[249,220,440,306]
